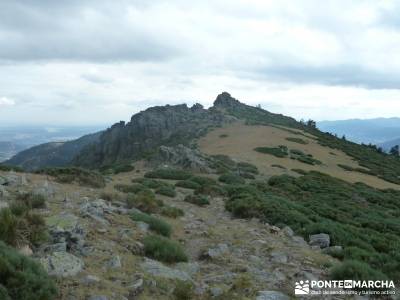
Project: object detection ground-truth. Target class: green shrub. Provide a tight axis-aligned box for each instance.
[0,241,58,300]
[296,155,322,165]
[189,176,217,187]
[0,208,47,248]
[131,212,172,237]
[239,172,255,179]
[218,173,245,185]
[132,178,169,189]
[175,180,201,190]
[337,164,354,171]
[254,146,288,158]
[237,162,259,174]
[144,168,191,180]
[330,260,387,281]
[112,163,135,174]
[0,164,23,172]
[290,149,305,156]
[291,168,307,175]
[173,280,194,300]
[271,164,286,169]
[286,137,308,144]
[0,209,18,246]
[219,134,228,138]
[126,189,162,213]
[115,183,145,194]
[184,195,210,206]
[194,184,227,197]
[143,235,188,263]
[36,167,105,188]
[16,192,47,209]
[161,206,184,218]
[156,186,176,197]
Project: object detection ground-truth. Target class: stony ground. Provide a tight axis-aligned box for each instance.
[0,169,360,300]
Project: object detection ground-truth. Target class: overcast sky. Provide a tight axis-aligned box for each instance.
[1,0,400,126]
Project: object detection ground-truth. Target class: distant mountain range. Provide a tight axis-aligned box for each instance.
[317,118,400,149]
[0,125,105,163]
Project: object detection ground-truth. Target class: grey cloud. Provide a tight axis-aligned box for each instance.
[81,73,113,84]
[0,1,180,63]
[250,64,400,90]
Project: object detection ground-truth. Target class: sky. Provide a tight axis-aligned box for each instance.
[1,0,400,126]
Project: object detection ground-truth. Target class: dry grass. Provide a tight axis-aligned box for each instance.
[198,122,400,189]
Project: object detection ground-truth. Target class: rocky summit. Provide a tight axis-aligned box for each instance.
[1,93,400,299]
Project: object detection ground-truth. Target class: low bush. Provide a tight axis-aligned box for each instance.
[16,192,47,209]
[271,164,286,169]
[290,149,305,156]
[219,134,229,138]
[112,163,135,174]
[239,172,255,179]
[189,176,217,187]
[337,164,354,171]
[173,280,194,300]
[286,137,308,144]
[126,189,162,213]
[184,195,210,206]
[218,173,245,185]
[132,178,169,189]
[36,167,105,188]
[143,234,188,263]
[291,168,307,175]
[237,162,259,174]
[114,183,145,194]
[0,208,47,247]
[131,212,172,237]
[0,241,58,300]
[194,184,226,197]
[156,186,176,198]
[175,180,201,190]
[330,260,387,281]
[161,206,184,218]
[254,146,288,158]
[144,168,191,180]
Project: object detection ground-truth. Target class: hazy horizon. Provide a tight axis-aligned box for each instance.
[1,1,400,125]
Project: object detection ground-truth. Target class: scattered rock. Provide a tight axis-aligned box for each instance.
[106,255,122,269]
[81,275,101,286]
[256,290,290,300]
[135,221,149,232]
[282,226,294,236]
[140,258,192,281]
[18,245,33,256]
[80,199,111,226]
[40,252,84,277]
[270,252,288,264]
[127,241,145,256]
[309,233,330,248]
[127,277,144,299]
[269,226,280,234]
[203,244,229,259]
[210,287,223,297]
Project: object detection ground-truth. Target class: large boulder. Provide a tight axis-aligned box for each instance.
[40,252,84,277]
[309,233,330,248]
[153,144,214,173]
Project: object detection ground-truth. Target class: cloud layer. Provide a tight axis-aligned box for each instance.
[1,0,400,125]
